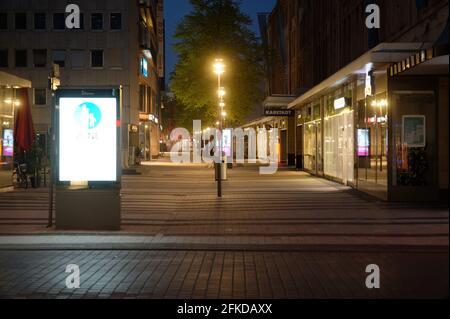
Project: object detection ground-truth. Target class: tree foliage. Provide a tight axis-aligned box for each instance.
[170,0,263,128]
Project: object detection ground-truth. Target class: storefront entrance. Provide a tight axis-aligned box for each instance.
[0,88,15,188]
[324,111,353,185]
[280,129,287,163]
[356,94,389,199]
[139,123,152,161]
[296,125,304,170]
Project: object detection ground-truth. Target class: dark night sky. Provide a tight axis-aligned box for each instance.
[164,0,277,82]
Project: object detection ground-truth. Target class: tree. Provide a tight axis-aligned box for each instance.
[170,0,263,128]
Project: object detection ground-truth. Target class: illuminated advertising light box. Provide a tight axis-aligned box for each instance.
[222,129,232,158]
[57,89,120,184]
[357,129,370,157]
[2,129,13,157]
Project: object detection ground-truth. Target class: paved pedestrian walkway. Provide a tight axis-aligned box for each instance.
[0,250,447,299]
[0,163,448,299]
[0,163,447,249]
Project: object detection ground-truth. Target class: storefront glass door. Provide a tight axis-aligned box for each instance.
[357,94,389,199]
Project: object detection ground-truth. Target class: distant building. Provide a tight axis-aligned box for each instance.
[0,0,165,167]
[247,0,448,201]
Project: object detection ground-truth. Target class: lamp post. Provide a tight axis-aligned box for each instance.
[213,58,225,198]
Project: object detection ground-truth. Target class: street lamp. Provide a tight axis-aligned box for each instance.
[213,58,226,197]
[213,59,225,76]
[218,88,226,98]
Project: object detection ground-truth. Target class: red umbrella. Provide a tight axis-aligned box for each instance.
[14,88,35,152]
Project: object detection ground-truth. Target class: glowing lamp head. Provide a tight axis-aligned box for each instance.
[213,59,225,75]
[219,102,225,108]
[218,88,226,98]
[221,111,227,117]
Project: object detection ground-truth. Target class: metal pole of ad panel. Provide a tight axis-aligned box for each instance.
[47,65,60,227]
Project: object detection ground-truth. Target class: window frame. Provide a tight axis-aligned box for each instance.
[110,13,122,30]
[53,13,65,30]
[14,12,27,30]
[52,49,66,68]
[0,12,7,30]
[33,49,47,68]
[14,49,27,68]
[90,49,104,68]
[34,88,47,106]
[91,13,103,31]
[34,12,46,30]
[0,49,8,67]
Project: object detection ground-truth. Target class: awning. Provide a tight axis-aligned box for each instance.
[388,45,449,77]
[14,88,35,152]
[0,71,31,88]
[288,43,431,109]
[263,95,296,108]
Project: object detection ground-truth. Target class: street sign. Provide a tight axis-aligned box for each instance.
[264,108,294,117]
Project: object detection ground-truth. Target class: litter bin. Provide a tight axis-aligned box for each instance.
[215,156,227,181]
[221,156,227,180]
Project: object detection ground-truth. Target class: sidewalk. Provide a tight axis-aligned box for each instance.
[0,163,448,250]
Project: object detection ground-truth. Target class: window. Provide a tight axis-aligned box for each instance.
[15,50,27,67]
[34,13,46,30]
[79,13,84,29]
[140,57,148,77]
[34,89,47,105]
[52,50,66,67]
[0,50,7,67]
[15,13,27,30]
[91,13,103,30]
[139,85,146,112]
[91,50,103,67]
[110,13,122,30]
[70,50,85,68]
[53,13,65,30]
[0,13,7,30]
[33,49,47,67]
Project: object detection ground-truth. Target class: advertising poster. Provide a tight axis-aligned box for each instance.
[403,115,426,148]
[2,129,14,157]
[59,97,117,182]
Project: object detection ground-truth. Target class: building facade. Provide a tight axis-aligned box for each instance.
[251,0,448,201]
[0,0,165,168]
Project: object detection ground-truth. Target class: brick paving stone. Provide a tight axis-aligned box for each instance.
[0,250,447,299]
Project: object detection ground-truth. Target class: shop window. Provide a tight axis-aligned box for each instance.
[91,13,103,30]
[33,49,47,67]
[110,13,122,30]
[53,13,65,30]
[15,50,27,67]
[90,50,103,68]
[15,13,27,30]
[34,88,47,106]
[0,50,7,67]
[52,50,66,68]
[34,13,46,30]
[313,104,321,120]
[0,13,7,30]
